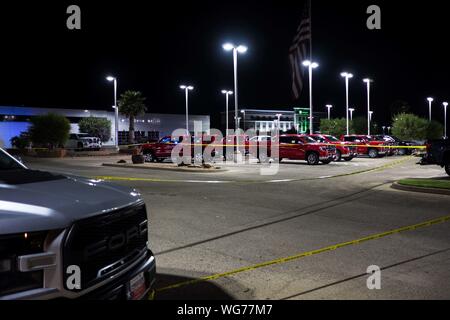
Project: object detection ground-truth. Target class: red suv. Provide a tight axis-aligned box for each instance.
[141,135,222,163]
[258,134,336,165]
[141,136,183,162]
[339,135,388,158]
[307,134,357,162]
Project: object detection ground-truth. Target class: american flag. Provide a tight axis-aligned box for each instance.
[289,0,312,100]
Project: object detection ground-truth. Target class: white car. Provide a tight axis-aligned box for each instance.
[66,133,102,150]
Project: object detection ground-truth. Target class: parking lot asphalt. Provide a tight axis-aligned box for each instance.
[26,155,450,300]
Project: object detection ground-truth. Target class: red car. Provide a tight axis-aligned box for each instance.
[141,136,183,162]
[339,135,388,158]
[141,135,222,163]
[306,134,357,162]
[257,134,336,165]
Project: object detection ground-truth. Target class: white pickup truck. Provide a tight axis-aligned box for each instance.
[0,148,156,300]
[65,133,102,150]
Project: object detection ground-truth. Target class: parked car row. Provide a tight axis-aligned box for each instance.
[139,133,412,166]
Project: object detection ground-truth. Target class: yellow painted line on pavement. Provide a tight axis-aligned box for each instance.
[96,156,414,184]
[154,214,450,294]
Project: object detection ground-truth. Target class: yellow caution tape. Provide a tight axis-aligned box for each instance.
[154,213,450,294]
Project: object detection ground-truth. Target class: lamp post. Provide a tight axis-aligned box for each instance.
[235,117,241,130]
[341,72,354,135]
[326,105,332,120]
[180,85,194,135]
[223,43,247,158]
[275,113,282,133]
[444,102,448,138]
[303,60,319,134]
[222,43,247,132]
[349,108,355,121]
[241,110,246,131]
[387,127,391,135]
[382,126,386,135]
[221,90,233,136]
[106,76,118,150]
[427,97,434,122]
[363,78,373,135]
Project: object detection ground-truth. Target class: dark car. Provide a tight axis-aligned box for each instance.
[422,139,450,176]
[374,135,415,156]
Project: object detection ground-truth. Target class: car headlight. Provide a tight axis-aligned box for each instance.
[0,232,47,296]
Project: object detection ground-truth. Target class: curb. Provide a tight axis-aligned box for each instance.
[391,182,450,196]
[102,163,228,173]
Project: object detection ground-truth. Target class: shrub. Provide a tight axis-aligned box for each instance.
[78,117,111,142]
[29,113,71,149]
[320,118,353,137]
[391,113,428,141]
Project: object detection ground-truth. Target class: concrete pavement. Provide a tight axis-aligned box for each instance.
[25,155,450,300]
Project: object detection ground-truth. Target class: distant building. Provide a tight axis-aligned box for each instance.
[0,106,210,148]
[221,108,326,134]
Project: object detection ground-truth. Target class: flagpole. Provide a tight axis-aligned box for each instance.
[309,0,312,60]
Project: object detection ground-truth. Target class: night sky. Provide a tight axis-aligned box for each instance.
[0,0,448,128]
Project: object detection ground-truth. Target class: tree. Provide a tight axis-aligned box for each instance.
[29,113,70,149]
[320,118,353,137]
[351,116,378,135]
[78,117,111,142]
[426,120,444,140]
[118,90,147,144]
[391,113,429,141]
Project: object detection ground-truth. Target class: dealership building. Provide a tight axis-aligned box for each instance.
[0,106,210,148]
[222,108,326,133]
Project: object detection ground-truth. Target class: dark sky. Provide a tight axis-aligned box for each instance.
[0,0,448,128]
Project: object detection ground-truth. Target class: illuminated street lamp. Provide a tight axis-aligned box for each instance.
[223,43,247,159]
[363,78,373,135]
[427,97,434,122]
[221,90,233,135]
[326,105,333,120]
[303,60,319,134]
[275,113,282,133]
[106,76,118,150]
[341,72,354,135]
[180,85,194,134]
[349,108,355,121]
[444,102,448,138]
[241,110,246,131]
[222,43,247,132]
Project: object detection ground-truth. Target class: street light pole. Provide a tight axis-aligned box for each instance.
[222,90,233,136]
[223,43,247,131]
[326,105,332,120]
[363,78,373,135]
[341,72,354,136]
[223,43,247,158]
[275,113,282,133]
[303,60,319,134]
[180,85,194,135]
[349,108,355,121]
[427,97,434,122]
[241,110,246,131]
[106,76,118,150]
[444,102,448,138]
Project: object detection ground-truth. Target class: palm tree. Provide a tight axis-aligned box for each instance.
[118,90,147,144]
